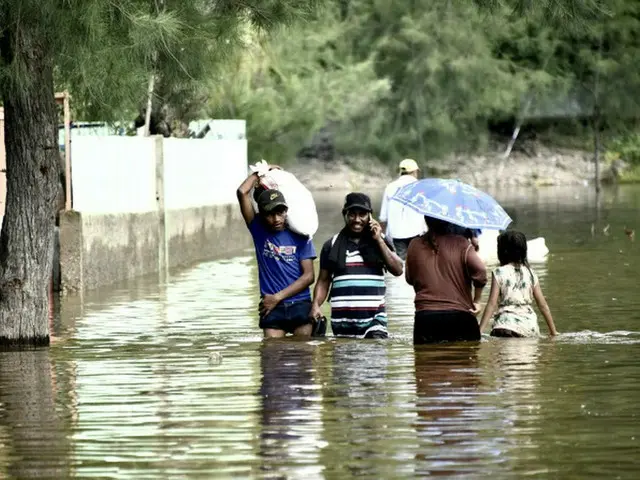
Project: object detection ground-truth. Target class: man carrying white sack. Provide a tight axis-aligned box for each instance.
[379,158,427,261]
[237,163,317,338]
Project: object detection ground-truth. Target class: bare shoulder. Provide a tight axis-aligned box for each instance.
[407,235,424,250]
[445,234,473,251]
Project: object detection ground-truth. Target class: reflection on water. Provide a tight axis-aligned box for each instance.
[321,340,400,478]
[0,349,73,479]
[258,340,324,479]
[413,344,513,478]
[0,185,639,479]
[385,274,416,328]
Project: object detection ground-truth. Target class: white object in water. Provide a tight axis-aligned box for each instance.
[477,229,549,265]
[251,163,319,238]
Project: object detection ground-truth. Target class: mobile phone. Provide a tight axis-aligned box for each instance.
[365,213,372,232]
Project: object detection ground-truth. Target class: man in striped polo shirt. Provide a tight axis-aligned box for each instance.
[310,193,404,338]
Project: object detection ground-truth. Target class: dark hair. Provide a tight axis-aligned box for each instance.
[497,230,529,267]
[444,224,479,240]
[423,217,458,253]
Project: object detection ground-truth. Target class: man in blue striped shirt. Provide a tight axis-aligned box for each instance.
[310,193,403,338]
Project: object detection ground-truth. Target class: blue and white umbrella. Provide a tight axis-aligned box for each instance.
[390,178,512,230]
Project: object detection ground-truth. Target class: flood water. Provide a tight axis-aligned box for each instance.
[1,185,640,479]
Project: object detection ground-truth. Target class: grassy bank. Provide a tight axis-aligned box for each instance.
[618,165,640,184]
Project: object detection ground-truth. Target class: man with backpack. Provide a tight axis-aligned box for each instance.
[310,192,403,338]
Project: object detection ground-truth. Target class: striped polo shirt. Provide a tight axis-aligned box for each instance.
[320,234,392,337]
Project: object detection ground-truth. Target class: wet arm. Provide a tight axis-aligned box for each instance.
[533,284,558,336]
[312,268,332,309]
[473,285,484,304]
[405,248,414,285]
[378,237,403,276]
[273,259,315,303]
[467,247,487,302]
[236,172,259,225]
[479,274,499,332]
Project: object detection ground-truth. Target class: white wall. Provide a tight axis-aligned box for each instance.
[72,136,157,214]
[70,130,248,214]
[163,138,248,210]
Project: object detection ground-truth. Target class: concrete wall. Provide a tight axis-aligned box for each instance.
[72,136,158,214]
[60,127,250,293]
[163,138,249,269]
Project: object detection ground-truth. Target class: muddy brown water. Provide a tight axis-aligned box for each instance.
[1,185,639,479]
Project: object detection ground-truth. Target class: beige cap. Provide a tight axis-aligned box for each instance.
[399,158,419,173]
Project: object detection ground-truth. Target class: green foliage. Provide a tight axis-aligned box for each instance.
[206,5,390,163]
[608,133,640,165]
[1,0,322,124]
[207,0,640,164]
[4,0,636,164]
[359,2,532,158]
[473,0,608,29]
[544,0,640,118]
[618,164,640,183]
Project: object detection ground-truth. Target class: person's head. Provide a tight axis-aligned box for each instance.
[342,192,373,235]
[257,189,288,232]
[399,158,420,178]
[497,230,528,266]
[438,224,481,251]
[422,217,451,253]
[424,216,456,235]
[443,223,468,237]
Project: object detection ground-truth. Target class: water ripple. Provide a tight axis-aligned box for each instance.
[2,187,640,479]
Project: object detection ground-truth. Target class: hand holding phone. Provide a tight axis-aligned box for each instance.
[369,216,383,241]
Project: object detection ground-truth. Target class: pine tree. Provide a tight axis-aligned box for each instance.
[207,3,390,162]
[0,0,320,346]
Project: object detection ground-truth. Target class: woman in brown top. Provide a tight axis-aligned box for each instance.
[405,217,488,344]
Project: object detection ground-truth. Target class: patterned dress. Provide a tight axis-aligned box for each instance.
[490,264,540,337]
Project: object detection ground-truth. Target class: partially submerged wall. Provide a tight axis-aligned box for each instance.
[60,128,250,293]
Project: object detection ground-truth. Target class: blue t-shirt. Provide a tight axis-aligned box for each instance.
[249,218,317,303]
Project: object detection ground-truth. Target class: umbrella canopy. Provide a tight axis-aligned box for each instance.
[390,178,512,230]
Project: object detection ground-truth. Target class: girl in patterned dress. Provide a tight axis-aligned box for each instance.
[479,231,558,338]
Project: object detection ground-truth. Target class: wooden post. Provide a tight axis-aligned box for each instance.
[154,136,168,280]
[55,91,72,210]
[63,92,72,210]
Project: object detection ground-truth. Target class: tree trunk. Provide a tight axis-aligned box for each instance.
[339,0,350,20]
[593,111,601,194]
[144,72,155,136]
[0,21,60,346]
[593,32,603,195]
